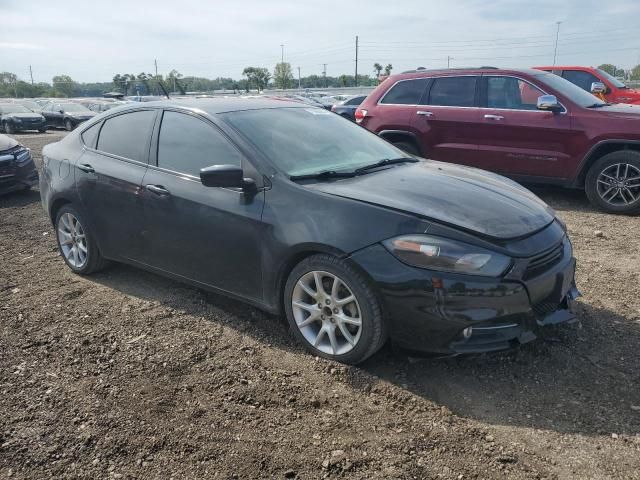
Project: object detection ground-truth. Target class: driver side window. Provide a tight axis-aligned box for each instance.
[157,111,242,177]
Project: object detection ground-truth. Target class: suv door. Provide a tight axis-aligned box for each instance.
[475,75,575,178]
[139,109,265,301]
[75,109,157,260]
[410,75,482,164]
[373,77,430,141]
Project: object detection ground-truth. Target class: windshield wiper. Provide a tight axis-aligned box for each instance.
[354,157,418,174]
[586,103,610,108]
[289,170,356,181]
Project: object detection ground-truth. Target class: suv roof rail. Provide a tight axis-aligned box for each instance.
[401,66,499,74]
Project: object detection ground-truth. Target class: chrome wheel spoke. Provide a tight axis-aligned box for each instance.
[292,270,363,356]
[57,212,89,269]
[598,163,640,206]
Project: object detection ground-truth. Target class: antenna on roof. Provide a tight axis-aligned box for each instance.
[157,80,171,99]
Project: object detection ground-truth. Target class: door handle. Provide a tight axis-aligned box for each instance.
[416,111,433,117]
[145,184,171,196]
[484,114,504,120]
[77,163,95,173]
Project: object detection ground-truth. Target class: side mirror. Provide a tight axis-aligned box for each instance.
[591,81,607,94]
[536,95,562,112]
[59,109,64,114]
[200,164,256,192]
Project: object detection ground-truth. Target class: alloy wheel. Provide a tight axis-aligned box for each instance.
[57,212,88,268]
[596,163,640,206]
[291,270,362,356]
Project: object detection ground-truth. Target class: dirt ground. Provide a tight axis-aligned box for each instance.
[1,131,639,480]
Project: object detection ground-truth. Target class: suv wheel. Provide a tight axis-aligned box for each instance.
[284,254,387,364]
[55,205,107,274]
[393,140,421,157]
[585,150,640,214]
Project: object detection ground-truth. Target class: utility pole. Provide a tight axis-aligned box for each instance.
[29,65,34,85]
[154,59,158,77]
[280,44,284,63]
[553,21,562,66]
[322,63,327,88]
[447,56,452,68]
[297,66,301,89]
[354,35,359,87]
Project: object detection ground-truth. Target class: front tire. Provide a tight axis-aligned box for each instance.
[3,122,15,134]
[284,254,387,364]
[585,151,640,214]
[64,119,74,131]
[55,205,107,274]
[393,140,421,157]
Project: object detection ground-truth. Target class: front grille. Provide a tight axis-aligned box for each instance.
[523,241,564,280]
[532,299,561,316]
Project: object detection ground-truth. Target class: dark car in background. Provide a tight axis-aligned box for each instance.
[331,95,367,121]
[0,133,38,195]
[41,102,96,131]
[40,98,577,364]
[356,67,640,214]
[0,104,46,133]
[13,99,45,114]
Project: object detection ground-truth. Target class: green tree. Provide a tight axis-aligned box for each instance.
[373,63,383,78]
[630,65,640,81]
[242,67,271,92]
[384,64,393,76]
[338,74,349,87]
[597,64,617,76]
[52,75,77,97]
[273,62,293,89]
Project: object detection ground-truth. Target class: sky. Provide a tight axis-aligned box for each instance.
[1,0,640,84]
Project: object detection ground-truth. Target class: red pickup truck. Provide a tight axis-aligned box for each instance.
[355,67,640,214]
[533,66,640,105]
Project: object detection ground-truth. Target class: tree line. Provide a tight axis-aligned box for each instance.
[4,62,638,98]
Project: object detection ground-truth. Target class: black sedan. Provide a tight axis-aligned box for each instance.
[0,134,38,195]
[40,99,578,364]
[330,95,367,121]
[0,103,47,133]
[41,102,96,131]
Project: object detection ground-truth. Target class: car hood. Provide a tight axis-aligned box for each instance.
[4,113,44,120]
[306,161,555,240]
[0,134,19,151]
[596,103,640,117]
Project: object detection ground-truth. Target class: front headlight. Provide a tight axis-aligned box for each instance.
[383,235,512,277]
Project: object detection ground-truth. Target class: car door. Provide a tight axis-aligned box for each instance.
[474,75,575,178]
[374,77,430,138]
[410,75,482,165]
[41,103,56,127]
[75,109,157,260]
[139,109,265,301]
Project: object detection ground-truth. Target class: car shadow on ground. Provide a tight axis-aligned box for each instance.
[525,184,597,214]
[0,188,41,209]
[360,300,640,437]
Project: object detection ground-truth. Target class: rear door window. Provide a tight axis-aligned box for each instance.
[96,110,156,162]
[427,76,478,107]
[561,70,600,92]
[380,79,429,105]
[157,111,242,176]
[81,122,101,148]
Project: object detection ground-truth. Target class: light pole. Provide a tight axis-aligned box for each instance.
[553,21,562,66]
[297,66,301,89]
[447,56,453,68]
[280,44,284,63]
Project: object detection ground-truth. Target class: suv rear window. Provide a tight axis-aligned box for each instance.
[427,76,477,107]
[380,79,428,105]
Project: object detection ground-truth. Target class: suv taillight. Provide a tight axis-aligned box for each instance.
[354,108,368,124]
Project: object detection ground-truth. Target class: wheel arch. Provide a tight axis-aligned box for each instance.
[49,197,72,224]
[378,130,422,153]
[574,140,640,187]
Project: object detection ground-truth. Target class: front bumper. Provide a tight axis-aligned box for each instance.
[349,242,579,356]
[13,119,46,131]
[0,150,39,195]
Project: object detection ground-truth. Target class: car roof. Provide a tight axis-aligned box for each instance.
[533,66,595,70]
[112,97,308,115]
[390,67,548,81]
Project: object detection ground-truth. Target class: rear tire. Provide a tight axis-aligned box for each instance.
[393,140,421,157]
[38,127,47,133]
[585,150,640,215]
[55,205,107,274]
[284,254,387,364]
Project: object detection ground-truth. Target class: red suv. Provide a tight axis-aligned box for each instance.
[533,66,640,105]
[356,68,640,214]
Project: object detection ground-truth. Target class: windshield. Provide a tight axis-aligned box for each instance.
[17,101,40,110]
[0,104,31,114]
[596,68,627,88]
[534,72,606,107]
[223,107,404,177]
[60,103,91,112]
